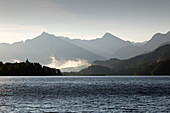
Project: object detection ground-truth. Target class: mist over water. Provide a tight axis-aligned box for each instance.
[46,56,90,72]
[0,76,169,112]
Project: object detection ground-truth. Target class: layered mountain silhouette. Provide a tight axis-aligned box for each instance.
[61,33,132,58]
[113,31,170,59]
[0,31,170,72]
[93,44,170,68]
[0,32,104,64]
[79,44,170,75]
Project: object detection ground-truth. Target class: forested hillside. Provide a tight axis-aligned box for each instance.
[78,44,170,75]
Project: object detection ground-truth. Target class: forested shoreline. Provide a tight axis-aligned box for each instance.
[0,60,62,75]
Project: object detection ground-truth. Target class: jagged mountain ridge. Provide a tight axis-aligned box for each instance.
[113,31,170,59]
[61,32,133,58]
[0,32,104,64]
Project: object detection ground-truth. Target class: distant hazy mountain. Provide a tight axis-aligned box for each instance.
[0,32,104,64]
[113,31,170,59]
[61,33,132,58]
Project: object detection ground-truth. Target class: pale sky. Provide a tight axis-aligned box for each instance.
[0,0,170,43]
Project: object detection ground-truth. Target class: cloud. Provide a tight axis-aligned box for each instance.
[60,59,90,69]
[46,56,91,72]
[46,56,60,68]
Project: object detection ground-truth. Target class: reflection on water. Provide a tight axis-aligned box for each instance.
[0,76,170,112]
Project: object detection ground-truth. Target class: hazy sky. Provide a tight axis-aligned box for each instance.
[0,0,170,43]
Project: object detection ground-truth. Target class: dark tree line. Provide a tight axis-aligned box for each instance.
[0,60,62,75]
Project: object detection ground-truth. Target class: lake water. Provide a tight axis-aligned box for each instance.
[0,76,170,112]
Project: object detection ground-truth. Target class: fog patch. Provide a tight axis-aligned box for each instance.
[46,56,91,72]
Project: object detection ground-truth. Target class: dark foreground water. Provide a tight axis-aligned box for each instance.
[0,76,170,113]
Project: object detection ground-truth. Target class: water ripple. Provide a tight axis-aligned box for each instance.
[0,76,169,112]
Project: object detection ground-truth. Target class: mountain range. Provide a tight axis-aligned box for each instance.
[61,33,132,58]
[0,31,170,72]
[60,31,170,60]
[0,32,104,64]
[113,31,170,59]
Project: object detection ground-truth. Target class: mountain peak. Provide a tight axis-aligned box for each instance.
[39,32,57,39]
[102,32,125,42]
[103,32,114,37]
[41,32,51,36]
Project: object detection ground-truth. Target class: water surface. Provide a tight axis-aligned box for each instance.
[0,76,170,112]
